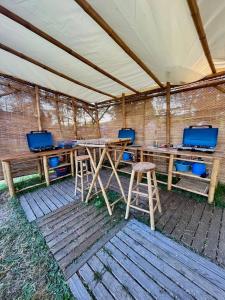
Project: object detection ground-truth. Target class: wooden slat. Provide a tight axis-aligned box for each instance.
[96,248,152,300]
[192,204,214,253]
[105,242,172,299]
[78,263,114,300]
[32,192,51,214]
[204,207,223,260]
[65,220,127,280]
[35,189,58,210]
[88,255,133,300]
[23,192,44,218]
[67,273,92,300]
[50,184,75,203]
[217,210,225,266]
[20,194,36,222]
[112,233,192,299]
[129,220,225,289]
[126,223,225,299]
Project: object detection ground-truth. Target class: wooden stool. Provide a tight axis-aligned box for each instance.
[75,155,95,202]
[125,162,162,230]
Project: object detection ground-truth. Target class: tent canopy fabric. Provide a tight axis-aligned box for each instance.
[0,0,225,103]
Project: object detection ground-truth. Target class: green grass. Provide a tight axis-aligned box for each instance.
[0,174,43,193]
[0,197,74,300]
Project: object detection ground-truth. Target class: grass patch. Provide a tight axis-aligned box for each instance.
[0,196,74,300]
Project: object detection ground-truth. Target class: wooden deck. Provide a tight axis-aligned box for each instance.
[19,170,225,267]
[68,219,225,300]
[18,171,225,299]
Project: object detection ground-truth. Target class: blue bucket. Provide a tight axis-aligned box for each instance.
[175,161,191,172]
[192,162,206,176]
[48,156,60,168]
[123,152,133,161]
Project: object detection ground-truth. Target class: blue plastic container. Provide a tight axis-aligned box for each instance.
[48,156,60,168]
[192,162,206,176]
[123,152,133,161]
[175,161,191,172]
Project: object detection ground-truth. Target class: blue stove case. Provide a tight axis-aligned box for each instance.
[26,131,54,152]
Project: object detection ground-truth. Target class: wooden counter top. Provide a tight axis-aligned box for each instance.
[0,147,81,162]
[125,145,224,159]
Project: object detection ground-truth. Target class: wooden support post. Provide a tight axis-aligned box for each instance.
[55,96,63,139]
[37,159,43,178]
[168,154,174,190]
[166,82,171,147]
[35,85,42,131]
[208,158,220,204]
[143,99,146,144]
[72,99,78,138]
[122,93,126,128]
[43,156,50,186]
[70,150,75,177]
[95,103,101,138]
[3,161,15,197]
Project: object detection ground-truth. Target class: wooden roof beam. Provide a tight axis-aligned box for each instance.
[75,0,164,88]
[187,0,216,74]
[0,5,138,94]
[0,43,117,99]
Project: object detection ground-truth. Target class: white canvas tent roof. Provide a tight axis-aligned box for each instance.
[0,0,225,103]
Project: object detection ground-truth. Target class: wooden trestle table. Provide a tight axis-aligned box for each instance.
[77,138,130,215]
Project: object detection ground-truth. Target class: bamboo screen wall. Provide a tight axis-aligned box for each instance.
[0,77,98,180]
[99,86,225,182]
[0,76,225,183]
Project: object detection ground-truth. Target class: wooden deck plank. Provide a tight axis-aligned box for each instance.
[65,220,127,280]
[163,196,187,235]
[155,193,181,231]
[96,248,153,300]
[45,186,70,205]
[217,210,225,266]
[192,204,214,253]
[128,220,225,292]
[60,219,118,271]
[204,207,223,260]
[181,201,206,246]
[52,211,109,257]
[171,198,196,240]
[78,263,114,300]
[112,233,193,299]
[105,241,173,299]
[57,216,111,269]
[23,192,44,218]
[20,195,36,222]
[37,201,82,227]
[47,206,103,246]
[42,188,66,207]
[35,189,58,211]
[126,223,225,299]
[67,273,92,300]
[88,255,133,300]
[32,192,51,214]
[50,184,75,203]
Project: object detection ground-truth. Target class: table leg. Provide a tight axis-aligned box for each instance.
[106,151,126,203]
[43,155,50,186]
[208,158,220,204]
[105,142,128,189]
[86,147,112,216]
[70,150,75,176]
[37,159,43,178]
[168,154,174,190]
[3,161,15,197]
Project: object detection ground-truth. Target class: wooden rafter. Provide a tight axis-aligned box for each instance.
[215,85,225,94]
[187,0,216,74]
[0,5,138,93]
[166,82,171,146]
[75,0,164,88]
[0,90,18,98]
[0,43,116,99]
[97,76,225,108]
